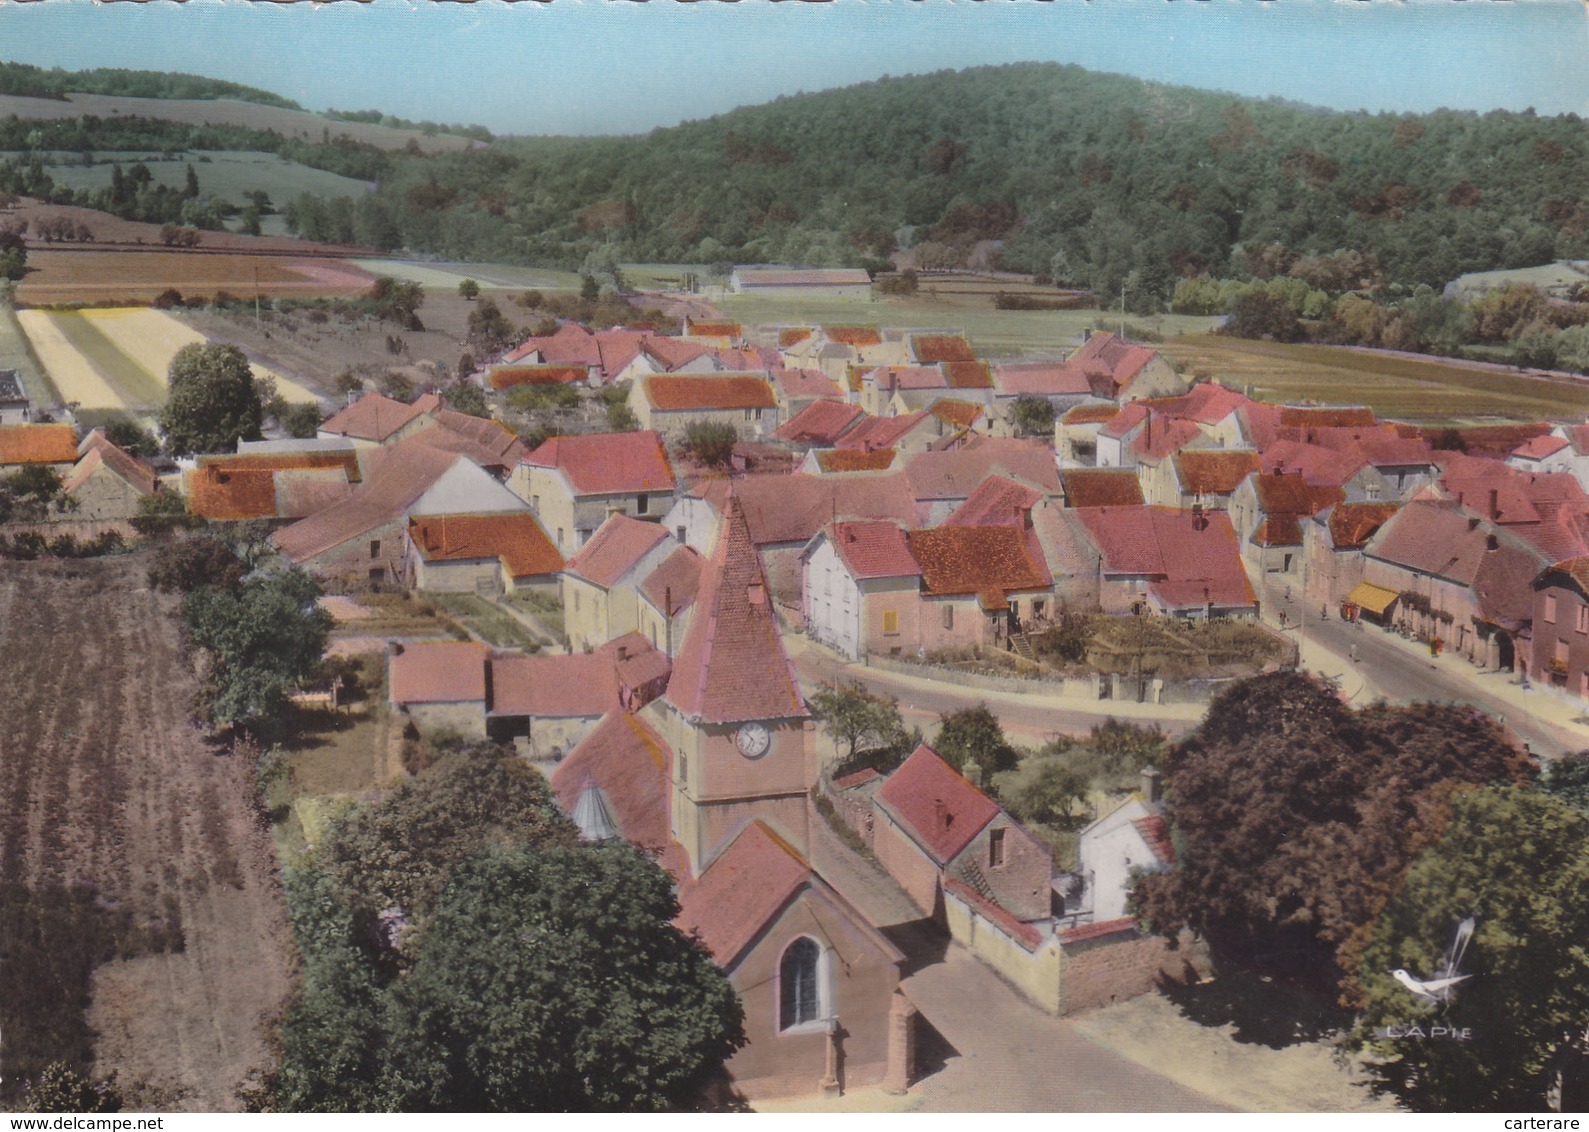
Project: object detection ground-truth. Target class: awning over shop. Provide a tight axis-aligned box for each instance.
[1346,581,1400,615]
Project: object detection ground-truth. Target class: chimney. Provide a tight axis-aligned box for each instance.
[1486,533,1499,552]
[1468,516,1480,532]
[1141,767,1162,805]
[1489,488,1499,521]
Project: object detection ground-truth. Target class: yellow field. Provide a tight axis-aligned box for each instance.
[16,307,319,413]
[14,309,123,410]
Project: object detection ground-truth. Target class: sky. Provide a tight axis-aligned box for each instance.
[0,0,1584,137]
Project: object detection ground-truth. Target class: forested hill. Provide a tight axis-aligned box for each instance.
[313,62,1589,299]
[0,60,302,109]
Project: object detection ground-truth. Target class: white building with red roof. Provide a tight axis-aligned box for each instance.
[512,430,676,554]
[1064,505,1259,618]
[629,372,779,441]
[1068,780,1174,924]
[800,520,923,660]
[561,513,678,652]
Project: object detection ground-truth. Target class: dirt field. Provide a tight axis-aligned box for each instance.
[0,557,292,1110]
[17,250,375,307]
[0,92,477,154]
[6,197,375,258]
[1164,334,1589,423]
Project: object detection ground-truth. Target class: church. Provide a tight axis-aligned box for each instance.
[551,494,914,1100]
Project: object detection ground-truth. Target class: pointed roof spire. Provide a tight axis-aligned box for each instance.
[665,491,808,724]
[571,775,621,843]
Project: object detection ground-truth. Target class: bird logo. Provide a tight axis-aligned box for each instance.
[1391,916,1475,1006]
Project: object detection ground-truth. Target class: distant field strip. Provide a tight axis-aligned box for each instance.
[15,309,125,410]
[1164,335,1589,423]
[89,308,321,405]
[352,258,580,291]
[0,304,57,405]
[17,307,321,412]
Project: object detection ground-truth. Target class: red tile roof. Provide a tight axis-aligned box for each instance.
[1514,434,1570,460]
[320,391,428,443]
[566,512,671,588]
[1367,501,1545,623]
[866,365,948,392]
[666,494,807,724]
[1262,439,1366,487]
[1071,506,1257,612]
[824,325,883,347]
[1253,516,1304,547]
[1061,468,1145,508]
[685,320,741,339]
[488,364,587,389]
[199,449,363,484]
[1154,382,1251,425]
[428,410,526,466]
[1174,450,1261,496]
[640,544,703,616]
[551,711,682,873]
[905,525,1051,598]
[491,650,618,719]
[812,448,897,473]
[1252,471,1346,518]
[66,432,158,497]
[1327,502,1401,550]
[389,640,490,705]
[1060,917,1140,944]
[995,362,1094,398]
[1133,815,1175,864]
[1062,403,1122,425]
[928,398,984,430]
[911,334,978,364]
[834,411,931,452]
[773,399,865,446]
[1131,417,1204,462]
[1098,401,1151,441]
[1069,333,1160,395]
[674,820,813,964]
[904,438,1061,499]
[185,465,281,520]
[273,439,466,563]
[0,423,78,466]
[642,374,776,412]
[944,474,1044,527]
[943,876,1044,949]
[823,520,921,580]
[876,744,1000,865]
[408,512,563,579]
[728,472,919,546]
[778,327,814,347]
[944,360,994,390]
[521,430,676,496]
[773,367,843,402]
[640,336,716,372]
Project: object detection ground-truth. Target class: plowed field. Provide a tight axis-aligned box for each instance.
[0,558,292,1110]
[17,250,373,306]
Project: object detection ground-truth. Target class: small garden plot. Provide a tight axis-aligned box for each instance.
[1073,614,1291,681]
[431,592,542,652]
[505,589,565,643]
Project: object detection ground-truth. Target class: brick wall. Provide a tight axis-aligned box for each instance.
[1058,926,1208,1015]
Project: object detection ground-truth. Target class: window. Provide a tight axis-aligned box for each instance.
[942,605,954,630]
[636,493,649,515]
[989,828,1006,868]
[678,752,688,789]
[779,937,822,1031]
[1577,604,1588,634]
[531,495,540,512]
[676,525,687,543]
[1546,594,1559,624]
[882,609,899,635]
[744,408,756,422]
[369,539,381,560]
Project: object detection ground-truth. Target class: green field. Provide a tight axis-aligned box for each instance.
[1164,335,1589,423]
[350,258,581,292]
[45,311,166,408]
[0,303,57,405]
[717,291,1217,358]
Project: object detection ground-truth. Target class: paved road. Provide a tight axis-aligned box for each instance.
[1258,576,1589,758]
[806,813,1229,1111]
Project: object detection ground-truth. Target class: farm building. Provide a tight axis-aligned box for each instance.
[729,267,874,299]
[403,511,563,595]
[629,373,778,441]
[63,431,160,520]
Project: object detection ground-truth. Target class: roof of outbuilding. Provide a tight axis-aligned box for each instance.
[1327,502,1402,550]
[320,391,430,442]
[408,512,563,578]
[565,513,671,589]
[834,411,931,452]
[0,423,78,466]
[875,744,1000,865]
[389,640,490,705]
[1174,450,1262,496]
[66,432,158,497]
[640,544,704,616]
[1061,468,1145,508]
[821,520,921,580]
[773,399,865,446]
[905,525,1051,597]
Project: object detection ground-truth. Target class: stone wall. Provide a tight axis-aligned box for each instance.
[1057,926,1209,1015]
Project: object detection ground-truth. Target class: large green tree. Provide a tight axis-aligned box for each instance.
[1135,672,1533,994]
[159,342,263,455]
[933,704,1019,781]
[1355,787,1589,1111]
[383,845,745,1111]
[809,679,908,763]
[183,567,330,724]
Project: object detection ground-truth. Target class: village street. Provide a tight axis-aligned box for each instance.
[800,811,1230,1112]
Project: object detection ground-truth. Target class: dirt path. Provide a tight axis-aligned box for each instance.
[0,557,292,1111]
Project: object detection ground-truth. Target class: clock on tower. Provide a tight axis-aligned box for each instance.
[736,721,771,759]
